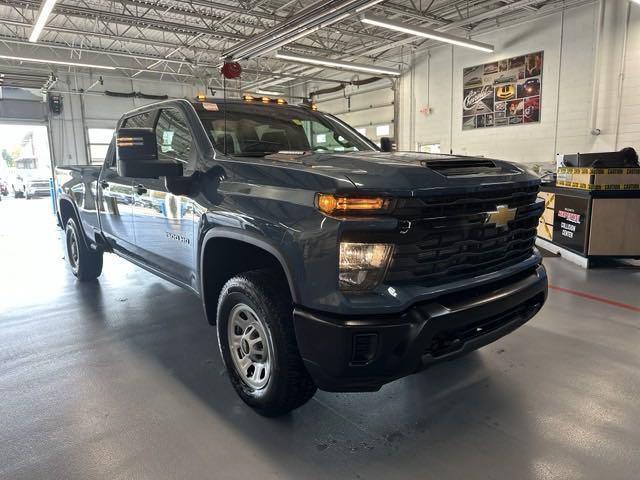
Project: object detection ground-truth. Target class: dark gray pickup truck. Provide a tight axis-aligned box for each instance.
[56,97,547,416]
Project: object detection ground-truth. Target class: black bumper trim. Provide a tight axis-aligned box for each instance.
[293,265,547,392]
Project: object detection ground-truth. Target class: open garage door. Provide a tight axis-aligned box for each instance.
[0,124,52,200]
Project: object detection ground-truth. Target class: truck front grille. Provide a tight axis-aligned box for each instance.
[385,185,542,285]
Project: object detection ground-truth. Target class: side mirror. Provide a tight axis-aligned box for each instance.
[116,128,183,178]
[380,137,395,152]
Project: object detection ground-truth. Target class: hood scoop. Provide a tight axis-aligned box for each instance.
[421,158,500,176]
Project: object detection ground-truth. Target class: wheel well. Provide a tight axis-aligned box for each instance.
[58,199,75,227]
[201,238,291,325]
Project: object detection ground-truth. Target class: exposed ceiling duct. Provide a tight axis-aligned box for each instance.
[221,0,385,60]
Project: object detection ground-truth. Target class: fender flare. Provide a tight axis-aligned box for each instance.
[199,227,300,320]
[57,193,91,250]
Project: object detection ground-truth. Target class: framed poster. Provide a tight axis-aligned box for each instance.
[462,51,543,130]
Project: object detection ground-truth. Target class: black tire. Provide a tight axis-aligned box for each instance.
[65,217,103,281]
[217,270,317,416]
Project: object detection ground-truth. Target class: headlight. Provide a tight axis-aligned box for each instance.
[339,242,393,291]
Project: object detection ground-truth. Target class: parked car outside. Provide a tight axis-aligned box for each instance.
[25,179,51,199]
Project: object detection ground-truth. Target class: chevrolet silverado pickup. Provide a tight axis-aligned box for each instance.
[55,97,547,416]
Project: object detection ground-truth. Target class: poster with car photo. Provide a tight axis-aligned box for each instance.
[462,51,543,129]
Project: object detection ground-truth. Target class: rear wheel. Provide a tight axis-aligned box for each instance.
[217,270,316,416]
[65,217,103,281]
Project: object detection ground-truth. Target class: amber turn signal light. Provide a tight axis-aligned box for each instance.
[316,194,387,215]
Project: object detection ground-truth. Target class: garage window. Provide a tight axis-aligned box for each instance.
[88,128,114,165]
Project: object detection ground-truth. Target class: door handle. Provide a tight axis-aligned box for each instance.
[100,180,109,189]
[135,184,147,195]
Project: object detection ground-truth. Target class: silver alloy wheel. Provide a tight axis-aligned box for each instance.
[227,303,272,390]
[67,228,79,272]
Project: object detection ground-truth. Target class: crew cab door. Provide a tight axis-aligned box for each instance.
[131,107,196,287]
[98,141,136,254]
[99,110,160,253]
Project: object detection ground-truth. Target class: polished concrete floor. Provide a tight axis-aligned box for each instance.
[1,196,639,480]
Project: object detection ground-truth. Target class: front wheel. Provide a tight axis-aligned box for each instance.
[65,217,103,281]
[217,270,316,416]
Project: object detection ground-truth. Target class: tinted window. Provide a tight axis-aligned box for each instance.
[122,111,154,129]
[155,109,192,164]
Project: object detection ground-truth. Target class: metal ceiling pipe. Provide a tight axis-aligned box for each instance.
[222,0,384,60]
[73,0,398,45]
[222,0,346,58]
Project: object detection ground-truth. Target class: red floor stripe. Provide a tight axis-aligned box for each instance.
[548,284,640,313]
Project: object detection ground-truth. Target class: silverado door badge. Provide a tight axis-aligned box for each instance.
[485,205,516,228]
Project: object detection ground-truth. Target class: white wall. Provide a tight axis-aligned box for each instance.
[49,74,200,166]
[396,1,640,165]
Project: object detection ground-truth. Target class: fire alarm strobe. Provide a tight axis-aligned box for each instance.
[221,62,242,79]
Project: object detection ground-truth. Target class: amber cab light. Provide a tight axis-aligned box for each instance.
[316,194,387,215]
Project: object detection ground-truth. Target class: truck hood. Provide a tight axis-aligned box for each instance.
[255,151,539,196]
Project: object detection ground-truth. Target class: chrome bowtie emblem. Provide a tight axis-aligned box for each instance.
[485,204,516,228]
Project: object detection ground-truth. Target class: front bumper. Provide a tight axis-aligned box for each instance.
[294,264,547,392]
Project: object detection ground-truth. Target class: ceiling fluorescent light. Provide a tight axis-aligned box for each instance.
[275,52,400,76]
[0,55,116,70]
[29,0,59,43]
[361,15,494,53]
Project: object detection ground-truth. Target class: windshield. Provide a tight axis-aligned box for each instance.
[198,104,376,157]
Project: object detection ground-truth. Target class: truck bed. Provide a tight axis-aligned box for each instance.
[55,165,103,237]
